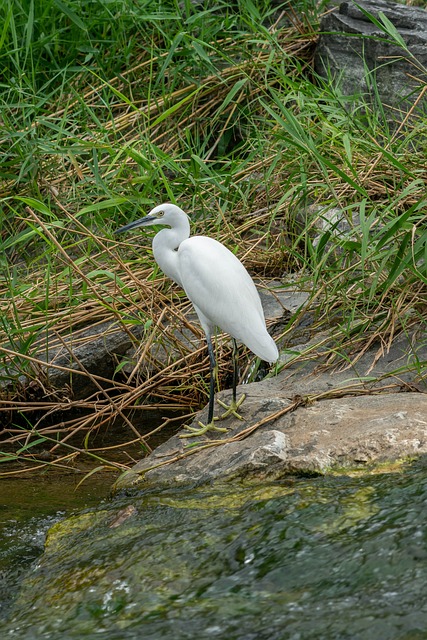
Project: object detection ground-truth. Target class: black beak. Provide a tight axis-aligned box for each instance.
[114,215,157,235]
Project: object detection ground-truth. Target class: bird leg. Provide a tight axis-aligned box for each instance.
[216,338,246,420]
[179,336,227,438]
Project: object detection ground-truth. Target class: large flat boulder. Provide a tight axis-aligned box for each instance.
[116,327,427,489]
[314,0,427,114]
[117,391,427,489]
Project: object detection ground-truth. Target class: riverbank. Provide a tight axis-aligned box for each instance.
[1,0,427,477]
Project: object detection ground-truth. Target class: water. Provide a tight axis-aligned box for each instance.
[2,461,427,639]
[0,472,110,620]
[0,409,185,622]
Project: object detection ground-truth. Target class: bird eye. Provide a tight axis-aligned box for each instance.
[157,211,164,218]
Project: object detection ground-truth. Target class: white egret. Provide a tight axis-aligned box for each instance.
[115,203,278,437]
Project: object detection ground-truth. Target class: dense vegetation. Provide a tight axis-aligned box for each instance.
[1,0,426,475]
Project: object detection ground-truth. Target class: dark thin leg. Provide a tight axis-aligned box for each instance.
[179,334,227,438]
[206,335,216,425]
[232,338,238,406]
[217,338,246,420]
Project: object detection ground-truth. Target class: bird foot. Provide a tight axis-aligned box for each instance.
[179,420,228,439]
[216,393,246,421]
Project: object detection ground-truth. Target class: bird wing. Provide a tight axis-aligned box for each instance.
[178,236,277,361]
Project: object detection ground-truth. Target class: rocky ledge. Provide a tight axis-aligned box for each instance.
[115,327,427,490]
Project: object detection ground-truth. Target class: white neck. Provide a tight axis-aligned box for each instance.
[152,215,190,287]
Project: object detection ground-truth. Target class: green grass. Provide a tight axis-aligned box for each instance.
[1,0,427,474]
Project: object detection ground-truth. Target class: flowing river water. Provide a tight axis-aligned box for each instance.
[1,459,427,639]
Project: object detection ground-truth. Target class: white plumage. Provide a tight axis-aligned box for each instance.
[116,203,278,437]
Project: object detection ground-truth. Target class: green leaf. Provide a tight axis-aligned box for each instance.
[0,3,13,53]
[378,11,407,49]
[218,78,248,113]
[151,86,202,127]
[24,0,34,55]
[16,197,54,216]
[54,0,87,31]
[77,198,129,216]
[16,437,48,454]
[86,269,130,292]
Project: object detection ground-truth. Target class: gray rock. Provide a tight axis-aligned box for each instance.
[294,204,363,261]
[33,321,144,399]
[258,282,310,319]
[284,394,427,471]
[121,317,199,374]
[116,326,427,489]
[117,391,427,489]
[278,324,427,390]
[314,0,427,114]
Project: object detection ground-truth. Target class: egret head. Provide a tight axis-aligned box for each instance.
[115,203,186,235]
